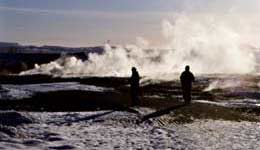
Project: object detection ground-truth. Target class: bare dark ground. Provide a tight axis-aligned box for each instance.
[0,74,260,123]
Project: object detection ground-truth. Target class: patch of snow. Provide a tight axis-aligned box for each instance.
[194,99,260,108]
[1,109,260,149]
[175,120,260,150]
[0,82,114,100]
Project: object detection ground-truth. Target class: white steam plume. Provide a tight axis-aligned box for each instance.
[21,14,259,79]
[203,79,242,92]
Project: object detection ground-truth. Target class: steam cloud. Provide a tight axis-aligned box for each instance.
[21,14,259,79]
[203,79,242,91]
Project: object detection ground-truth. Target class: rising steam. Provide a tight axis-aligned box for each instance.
[20,14,259,79]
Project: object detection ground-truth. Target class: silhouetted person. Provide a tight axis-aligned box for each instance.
[180,65,195,104]
[129,67,140,106]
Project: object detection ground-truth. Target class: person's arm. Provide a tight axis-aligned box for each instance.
[133,72,139,83]
[129,74,133,84]
[180,73,183,81]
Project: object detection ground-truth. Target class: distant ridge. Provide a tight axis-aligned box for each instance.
[0,42,106,74]
[0,41,105,54]
[0,42,20,48]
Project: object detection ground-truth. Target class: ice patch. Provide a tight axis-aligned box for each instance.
[194,99,260,108]
[0,82,114,100]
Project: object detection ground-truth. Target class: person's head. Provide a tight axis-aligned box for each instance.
[185,65,190,71]
[132,67,137,73]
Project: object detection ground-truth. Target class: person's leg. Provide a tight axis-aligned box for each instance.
[130,89,139,106]
[134,90,140,105]
[187,91,191,104]
[183,91,187,103]
[188,91,191,103]
[183,91,191,105]
[130,89,135,106]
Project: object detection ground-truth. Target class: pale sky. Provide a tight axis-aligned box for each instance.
[0,0,259,47]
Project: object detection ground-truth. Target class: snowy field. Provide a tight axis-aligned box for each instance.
[1,75,260,149]
[1,110,260,150]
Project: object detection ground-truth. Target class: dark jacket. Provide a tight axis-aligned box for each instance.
[130,71,140,89]
[180,71,195,91]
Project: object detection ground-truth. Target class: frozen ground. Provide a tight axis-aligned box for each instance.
[1,75,260,149]
[1,110,260,150]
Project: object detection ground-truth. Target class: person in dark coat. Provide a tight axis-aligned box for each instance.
[180,65,195,104]
[129,67,140,106]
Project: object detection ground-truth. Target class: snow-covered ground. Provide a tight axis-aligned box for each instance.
[1,109,260,150]
[1,76,260,149]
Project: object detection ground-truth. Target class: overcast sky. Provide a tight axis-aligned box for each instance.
[0,0,259,47]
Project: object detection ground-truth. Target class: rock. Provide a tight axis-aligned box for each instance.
[23,139,42,146]
[0,111,33,126]
[48,145,75,149]
[0,125,17,137]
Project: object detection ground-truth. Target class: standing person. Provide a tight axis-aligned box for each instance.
[180,65,195,104]
[129,67,140,106]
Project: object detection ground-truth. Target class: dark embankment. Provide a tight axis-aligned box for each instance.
[0,90,130,111]
[0,75,131,111]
